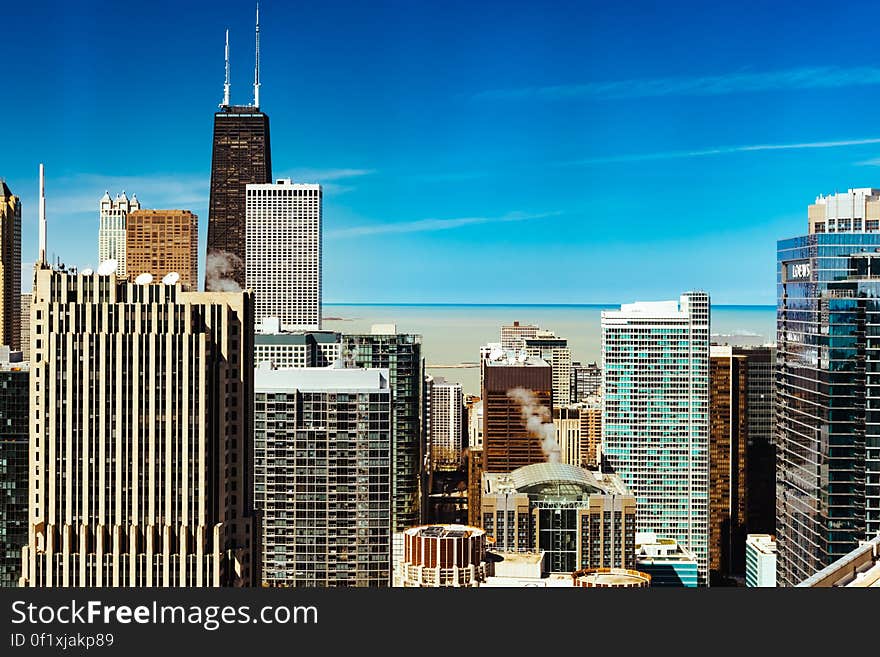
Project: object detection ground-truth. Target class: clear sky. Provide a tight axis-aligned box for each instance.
[4,0,880,303]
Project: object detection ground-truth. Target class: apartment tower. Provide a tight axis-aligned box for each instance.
[126,209,198,289]
[601,292,710,584]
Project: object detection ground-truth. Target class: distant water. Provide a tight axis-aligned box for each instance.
[323,304,776,397]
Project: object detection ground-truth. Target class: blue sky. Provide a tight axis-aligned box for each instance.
[4,0,880,303]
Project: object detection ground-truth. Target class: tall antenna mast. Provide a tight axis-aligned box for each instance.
[38,163,47,266]
[222,29,231,107]
[253,4,261,109]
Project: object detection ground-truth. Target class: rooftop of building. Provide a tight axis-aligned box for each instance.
[635,533,698,563]
[484,352,550,367]
[255,365,389,392]
[746,534,777,555]
[797,534,880,588]
[484,462,630,499]
[572,568,652,587]
[403,524,484,539]
[246,179,321,189]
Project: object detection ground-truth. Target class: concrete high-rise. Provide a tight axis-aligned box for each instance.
[524,330,572,405]
[341,325,424,532]
[482,351,553,473]
[777,188,880,586]
[254,366,392,587]
[500,321,539,351]
[709,345,748,585]
[20,265,256,587]
[427,377,463,472]
[206,23,271,291]
[601,292,710,585]
[125,209,198,290]
[245,179,321,330]
[0,182,21,349]
[98,190,140,278]
[0,356,28,587]
[571,361,602,402]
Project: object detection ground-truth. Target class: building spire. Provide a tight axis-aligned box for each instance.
[38,163,47,267]
[253,4,261,109]
[222,29,231,107]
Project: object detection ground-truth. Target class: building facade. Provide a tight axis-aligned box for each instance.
[500,321,539,351]
[777,190,880,585]
[19,294,30,361]
[553,402,602,468]
[709,345,749,585]
[0,182,20,350]
[571,361,602,402]
[206,106,272,290]
[481,463,637,573]
[246,180,321,330]
[602,292,710,584]
[254,327,341,369]
[341,326,424,532]
[20,267,256,587]
[254,367,392,587]
[98,190,140,278]
[428,377,463,472]
[524,331,572,405]
[125,209,198,289]
[482,353,553,473]
[0,359,28,587]
[745,534,777,587]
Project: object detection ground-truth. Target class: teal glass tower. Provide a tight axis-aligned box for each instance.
[601,292,711,585]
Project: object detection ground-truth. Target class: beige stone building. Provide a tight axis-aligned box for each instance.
[126,209,198,290]
[20,266,256,587]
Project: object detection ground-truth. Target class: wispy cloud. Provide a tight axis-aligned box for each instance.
[856,157,880,166]
[30,173,210,219]
[275,168,376,195]
[475,66,880,101]
[279,168,376,182]
[566,137,880,166]
[327,211,561,238]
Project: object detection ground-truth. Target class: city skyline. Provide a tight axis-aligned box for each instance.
[7,1,880,303]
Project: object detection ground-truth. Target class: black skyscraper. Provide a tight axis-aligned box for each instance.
[206,15,272,291]
[206,107,271,290]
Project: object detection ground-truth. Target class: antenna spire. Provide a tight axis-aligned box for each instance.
[222,29,231,107]
[38,163,47,266]
[254,4,261,109]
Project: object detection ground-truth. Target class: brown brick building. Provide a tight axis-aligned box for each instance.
[481,355,553,473]
[126,209,198,289]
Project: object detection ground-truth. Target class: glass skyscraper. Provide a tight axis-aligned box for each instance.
[777,189,880,586]
[601,292,710,585]
[341,327,424,532]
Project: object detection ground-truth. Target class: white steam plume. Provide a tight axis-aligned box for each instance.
[506,386,561,463]
[205,250,243,292]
